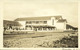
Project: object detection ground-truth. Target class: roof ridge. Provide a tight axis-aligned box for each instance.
[16,15,62,18]
[14,15,62,21]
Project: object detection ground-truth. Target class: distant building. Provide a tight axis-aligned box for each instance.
[5,16,78,32]
[66,24,78,31]
[13,16,67,31]
[3,20,22,30]
[3,16,78,32]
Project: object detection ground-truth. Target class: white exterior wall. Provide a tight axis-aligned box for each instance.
[18,21,26,29]
[64,22,66,30]
[55,22,66,30]
[50,17,66,30]
[47,20,52,26]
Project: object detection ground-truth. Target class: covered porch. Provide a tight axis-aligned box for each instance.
[25,25,56,31]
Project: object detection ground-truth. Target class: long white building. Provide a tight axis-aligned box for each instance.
[13,16,67,31]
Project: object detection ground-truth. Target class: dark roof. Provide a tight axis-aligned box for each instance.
[66,24,78,30]
[14,16,62,21]
[3,20,22,28]
[66,24,74,29]
[57,19,67,22]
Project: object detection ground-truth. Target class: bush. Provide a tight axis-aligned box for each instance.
[38,36,78,48]
[53,36,78,48]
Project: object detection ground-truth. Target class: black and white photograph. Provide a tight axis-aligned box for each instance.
[3,0,78,48]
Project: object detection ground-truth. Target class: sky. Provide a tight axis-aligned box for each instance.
[3,0,78,27]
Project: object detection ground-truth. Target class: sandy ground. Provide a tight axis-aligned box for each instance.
[3,32,77,48]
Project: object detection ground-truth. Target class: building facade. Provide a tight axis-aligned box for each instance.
[14,16,67,31]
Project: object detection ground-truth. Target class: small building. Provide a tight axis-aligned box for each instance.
[3,20,22,30]
[66,24,78,31]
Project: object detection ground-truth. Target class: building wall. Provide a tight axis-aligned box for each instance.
[47,17,56,26]
[64,22,66,30]
[55,22,66,30]
[51,17,56,26]
[18,21,26,29]
[51,17,66,30]
[47,20,52,26]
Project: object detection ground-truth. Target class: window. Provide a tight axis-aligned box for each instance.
[26,21,28,24]
[26,21,32,24]
[28,21,32,24]
[44,21,47,24]
[31,21,35,24]
[52,20,54,25]
[39,21,42,24]
[38,28,42,30]
[36,21,39,24]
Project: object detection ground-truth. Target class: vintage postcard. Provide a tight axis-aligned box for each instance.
[0,0,79,50]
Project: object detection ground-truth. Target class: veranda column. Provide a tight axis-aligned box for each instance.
[36,28,38,31]
[46,28,47,31]
[42,27,43,31]
[46,27,48,31]
[31,26,34,31]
